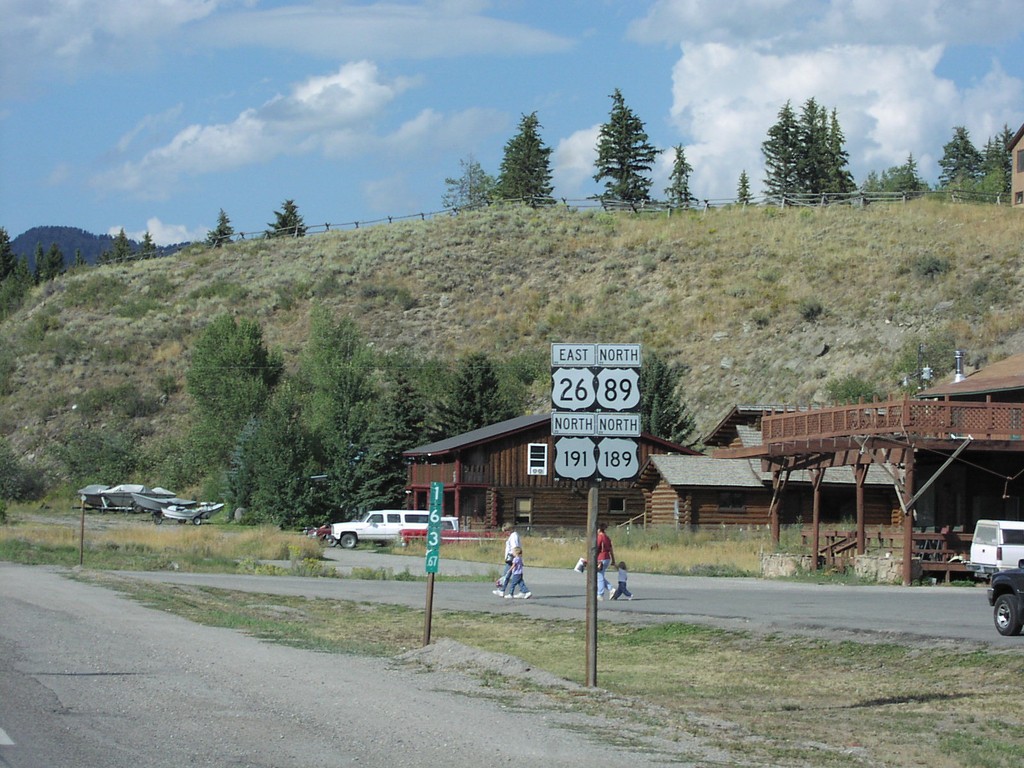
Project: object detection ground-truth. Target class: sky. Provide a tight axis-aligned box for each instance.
[1,0,1022,246]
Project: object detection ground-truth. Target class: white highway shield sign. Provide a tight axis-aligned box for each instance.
[597,438,638,480]
[595,368,640,411]
[553,437,596,480]
[551,368,597,410]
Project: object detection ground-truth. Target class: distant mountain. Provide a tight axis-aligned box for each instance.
[10,226,188,269]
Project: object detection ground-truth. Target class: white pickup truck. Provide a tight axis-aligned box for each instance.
[330,509,458,549]
[968,519,1024,578]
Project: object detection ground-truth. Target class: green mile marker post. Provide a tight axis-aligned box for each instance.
[423,481,443,646]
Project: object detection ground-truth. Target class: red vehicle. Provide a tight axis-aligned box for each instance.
[304,524,337,546]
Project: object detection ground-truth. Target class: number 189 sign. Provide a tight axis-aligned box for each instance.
[551,343,641,481]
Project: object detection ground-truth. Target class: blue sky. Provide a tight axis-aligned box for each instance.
[1,0,1022,245]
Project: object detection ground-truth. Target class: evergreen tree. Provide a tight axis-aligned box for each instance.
[495,112,554,205]
[593,88,659,203]
[762,101,801,199]
[981,125,1013,197]
[100,228,135,263]
[664,144,695,208]
[206,208,235,247]
[640,353,695,447]
[435,352,519,437]
[137,231,157,260]
[938,126,983,188]
[442,156,496,210]
[736,170,753,205]
[266,199,306,238]
[796,98,830,193]
[353,370,429,511]
[825,108,856,193]
[186,314,283,467]
[38,243,65,282]
[73,249,86,268]
[32,243,43,283]
[0,228,15,282]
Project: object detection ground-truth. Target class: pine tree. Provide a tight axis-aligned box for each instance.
[434,352,518,437]
[796,98,830,194]
[100,228,135,263]
[38,243,65,282]
[736,170,753,205]
[0,228,15,282]
[266,199,306,238]
[825,108,856,193]
[664,145,695,208]
[31,244,43,283]
[762,101,801,199]
[938,126,983,188]
[73,249,86,268]
[593,88,659,203]
[442,156,496,210]
[206,208,235,247]
[640,353,695,446]
[980,126,1013,197]
[495,112,553,205]
[139,231,157,260]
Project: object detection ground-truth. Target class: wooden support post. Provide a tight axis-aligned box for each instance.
[902,451,916,586]
[810,468,823,569]
[854,463,868,555]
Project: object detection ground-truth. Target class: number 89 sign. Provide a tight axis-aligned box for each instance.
[553,437,596,480]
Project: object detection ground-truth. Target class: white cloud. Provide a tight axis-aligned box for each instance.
[112,218,204,246]
[0,0,223,96]
[92,61,415,194]
[551,126,600,200]
[664,39,1023,199]
[196,2,573,60]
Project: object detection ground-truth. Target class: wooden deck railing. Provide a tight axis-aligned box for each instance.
[763,397,1024,443]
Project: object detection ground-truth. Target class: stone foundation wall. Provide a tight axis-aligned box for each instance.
[760,553,814,578]
[853,554,921,584]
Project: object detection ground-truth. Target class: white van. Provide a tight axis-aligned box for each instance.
[968,519,1024,578]
[330,510,458,549]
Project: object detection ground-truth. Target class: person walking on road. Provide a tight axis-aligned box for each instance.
[596,522,616,600]
[499,547,531,599]
[610,560,632,600]
[493,522,521,594]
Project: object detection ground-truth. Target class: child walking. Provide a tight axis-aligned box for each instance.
[610,560,632,600]
[500,547,532,599]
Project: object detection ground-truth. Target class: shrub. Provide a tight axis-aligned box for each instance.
[798,298,824,322]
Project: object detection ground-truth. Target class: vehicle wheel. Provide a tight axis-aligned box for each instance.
[994,594,1023,636]
[339,533,358,549]
[192,516,203,525]
[154,516,163,525]
[326,535,338,547]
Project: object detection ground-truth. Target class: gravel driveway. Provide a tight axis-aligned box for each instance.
[0,562,734,767]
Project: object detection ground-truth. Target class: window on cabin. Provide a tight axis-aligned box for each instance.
[719,491,746,511]
[527,443,548,475]
[1018,148,1024,173]
[607,497,626,514]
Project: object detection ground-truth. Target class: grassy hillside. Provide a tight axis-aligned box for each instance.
[2,198,1023,492]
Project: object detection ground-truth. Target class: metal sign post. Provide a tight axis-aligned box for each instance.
[422,481,443,647]
[551,342,642,687]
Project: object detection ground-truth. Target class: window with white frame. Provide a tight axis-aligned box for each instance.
[527,443,548,475]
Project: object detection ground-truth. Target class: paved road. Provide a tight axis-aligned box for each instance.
[121,547,1013,648]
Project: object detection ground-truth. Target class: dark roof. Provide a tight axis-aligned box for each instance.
[404,413,549,457]
[703,404,805,446]
[918,352,1024,399]
[404,412,700,458]
[637,453,892,489]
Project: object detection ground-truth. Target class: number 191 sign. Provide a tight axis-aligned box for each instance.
[551,343,641,482]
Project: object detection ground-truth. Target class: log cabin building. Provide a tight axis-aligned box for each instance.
[403,413,697,531]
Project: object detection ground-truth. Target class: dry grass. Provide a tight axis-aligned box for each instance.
[3,198,1024,482]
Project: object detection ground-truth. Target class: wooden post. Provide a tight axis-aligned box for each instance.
[810,468,823,569]
[855,463,868,555]
[902,451,916,586]
[585,485,598,688]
